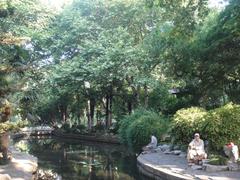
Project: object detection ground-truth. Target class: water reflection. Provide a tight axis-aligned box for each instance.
[14,137,146,180]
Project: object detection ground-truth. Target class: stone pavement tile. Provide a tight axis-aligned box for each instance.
[138,151,240,180]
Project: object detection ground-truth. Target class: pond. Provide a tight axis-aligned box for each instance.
[14,136,150,180]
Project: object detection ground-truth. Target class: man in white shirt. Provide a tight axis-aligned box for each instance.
[142,134,158,152]
[187,133,207,164]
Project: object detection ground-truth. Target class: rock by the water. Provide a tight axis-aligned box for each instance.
[163,150,173,154]
[191,165,202,170]
[179,152,187,157]
[228,162,240,171]
[204,164,229,172]
[173,145,180,150]
[158,144,171,152]
[202,159,210,164]
[0,174,11,180]
[37,169,60,180]
[173,150,181,155]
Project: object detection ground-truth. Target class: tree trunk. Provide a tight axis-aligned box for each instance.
[105,86,113,128]
[90,98,95,128]
[77,94,81,124]
[144,83,148,108]
[105,95,109,128]
[63,106,67,122]
[86,100,92,130]
[59,104,67,123]
[0,132,9,164]
[127,101,132,114]
[109,93,113,127]
[136,85,141,107]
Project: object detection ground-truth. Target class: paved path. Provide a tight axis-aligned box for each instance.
[137,151,240,180]
[0,147,37,180]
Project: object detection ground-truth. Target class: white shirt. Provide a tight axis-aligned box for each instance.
[189,139,205,151]
[150,135,157,148]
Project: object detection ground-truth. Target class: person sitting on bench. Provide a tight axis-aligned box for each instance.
[187,133,207,164]
[142,134,157,152]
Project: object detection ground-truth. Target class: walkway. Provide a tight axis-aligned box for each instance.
[0,146,37,180]
[137,151,240,180]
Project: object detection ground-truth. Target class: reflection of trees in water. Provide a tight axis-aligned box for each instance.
[14,137,137,180]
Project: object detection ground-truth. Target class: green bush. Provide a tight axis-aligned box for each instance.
[0,121,22,134]
[208,155,228,165]
[76,124,86,131]
[203,103,240,150]
[171,107,207,145]
[94,124,105,132]
[61,123,71,133]
[171,103,240,151]
[60,123,86,134]
[108,122,119,134]
[118,108,154,144]
[126,112,168,149]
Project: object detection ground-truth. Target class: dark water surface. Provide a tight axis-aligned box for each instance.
[14,136,149,180]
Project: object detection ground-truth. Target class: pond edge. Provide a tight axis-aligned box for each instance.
[137,154,194,180]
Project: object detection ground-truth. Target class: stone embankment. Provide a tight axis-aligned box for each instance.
[53,130,120,144]
[0,126,53,180]
[138,145,240,180]
[15,126,53,137]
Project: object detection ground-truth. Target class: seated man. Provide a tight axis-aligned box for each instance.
[142,134,158,152]
[187,133,207,164]
[224,142,239,162]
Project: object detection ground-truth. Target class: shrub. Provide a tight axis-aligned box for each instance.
[76,124,86,131]
[108,122,119,134]
[126,112,169,149]
[118,108,154,144]
[171,107,207,145]
[171,103,240,152]
[61,123,71,133]
[0,122,22,134]
[60,123,86,134]
[94,124,105,132]
[71,124,86,134]
[208,155,228,165]
[203,103,240,151]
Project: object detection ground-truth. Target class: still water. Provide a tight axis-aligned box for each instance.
[14,137,149,180]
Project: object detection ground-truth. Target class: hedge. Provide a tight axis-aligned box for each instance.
[171,103,240,151]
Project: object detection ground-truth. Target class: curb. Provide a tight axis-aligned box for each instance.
[137,155,195,180]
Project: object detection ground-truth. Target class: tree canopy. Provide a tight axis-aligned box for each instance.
[1,0,239,129]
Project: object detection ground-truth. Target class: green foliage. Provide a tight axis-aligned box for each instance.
[1,0,239,136]
[126,112,168,149]
[118,108,154,144]
[148,84,192,114]
[171,107,207,144]
[0,0,54,125]
[93,124,105,132]
[171,103,240,151]
[208,154,228,165]
[119,108,169,149]
[203,103,240,151]
[60,123,86,134]
[0,121,27,134]
[108,122,119,134]
[60,123,71,133]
